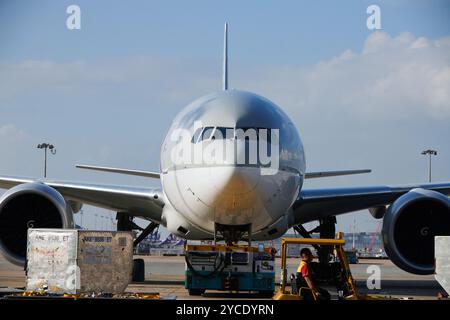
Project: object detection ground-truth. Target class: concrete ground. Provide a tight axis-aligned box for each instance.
[0,254,443,300]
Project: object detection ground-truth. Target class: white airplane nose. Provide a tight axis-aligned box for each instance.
[209,166,261,225]
[211,166,260,196]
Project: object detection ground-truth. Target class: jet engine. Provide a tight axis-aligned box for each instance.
[0,183,74,266]
[382,188,450,274]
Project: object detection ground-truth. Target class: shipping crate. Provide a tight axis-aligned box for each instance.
[435,236,450,296]
[26,229,133,294]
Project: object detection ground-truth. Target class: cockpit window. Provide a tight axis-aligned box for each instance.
[257,127,271,143]
[215,127,234,140]
[235,127,271,142]
[191,127,203,143]
[201,127,215,141]
[191,126,215,143]
[191,127,272,143]
[235,127,257,141]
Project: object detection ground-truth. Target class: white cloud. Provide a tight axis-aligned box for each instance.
[235,32,450,122]
[303,32,450,119]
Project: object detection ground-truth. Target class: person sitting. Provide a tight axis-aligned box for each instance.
[296,247,331,300]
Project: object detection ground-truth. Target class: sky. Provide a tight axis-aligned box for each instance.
[0,0,449,235]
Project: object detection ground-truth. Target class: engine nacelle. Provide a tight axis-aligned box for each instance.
[369,206,386,219]
[382,188,450,275]
[0,183,74,266]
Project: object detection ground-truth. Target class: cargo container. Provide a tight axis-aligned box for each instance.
[435,236,450,296]
[26,229,133,294]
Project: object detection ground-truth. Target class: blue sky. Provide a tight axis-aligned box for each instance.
[1,1,449,63]
[0,0,449,234]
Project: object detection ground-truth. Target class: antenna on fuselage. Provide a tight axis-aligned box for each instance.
[223,22,228,91]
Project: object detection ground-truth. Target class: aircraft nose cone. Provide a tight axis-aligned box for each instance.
[209,166,261,225]
[212,166,260,196]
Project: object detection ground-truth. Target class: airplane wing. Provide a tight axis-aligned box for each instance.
[75,164,160,179]
[290,182,450,226]
[0,175,165,223]
[305,169,371,179]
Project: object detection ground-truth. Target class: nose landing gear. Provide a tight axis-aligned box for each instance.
[214,223,252,246]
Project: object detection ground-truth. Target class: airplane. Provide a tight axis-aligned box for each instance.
[0,23,449,275]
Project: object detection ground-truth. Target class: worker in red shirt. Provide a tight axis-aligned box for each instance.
[297,247,330,300]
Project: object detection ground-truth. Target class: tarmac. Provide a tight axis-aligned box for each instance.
[0,254,443,300]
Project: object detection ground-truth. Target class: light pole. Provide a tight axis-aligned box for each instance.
[37,143,56,178]
[421,149,437,183]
